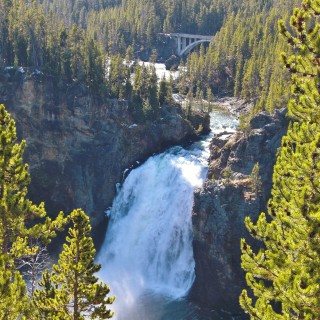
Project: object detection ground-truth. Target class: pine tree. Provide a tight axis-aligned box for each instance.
[240,1,320,318]
[158,74,168,106]
[249,163,262,196]
[0,253,29,319]
[33,209,114,320]
[109,53,125,98]
[222,166,234,186]
[145,65,159,120]
[82,37,105,93]
[0,104,65,261]
[149,48,158,63]
[0,104,66,317]
[125,45,134,63]
[206,87,214,107]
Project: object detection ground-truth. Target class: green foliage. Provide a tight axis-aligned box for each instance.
[130,64,162,122]
[0,104,66,259]
[33,209,115,320]
[206,87,214,105]
[240,1,320,318]
[158,75,168,106]
[0,0,247,77]
[179,0,300,114]
[238,114,251,136]
[0,103,67,317]
[158,75,173,107]
[222,166,233,186]
[249,163,262,195]
[3,0,293,107]
[144,65,159,120]
[0,0,107,92]
[125,45,134,63]
[0,0,300,108]
[0,251,29,319]
[149,49,158,63]
[73,0,237,52]
[108,53,131,99]
[0,104,113,319]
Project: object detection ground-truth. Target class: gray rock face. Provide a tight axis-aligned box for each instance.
[190,108,288,315]
[191,182,260,315]
[0,78,209,243]
[249,111,273,129]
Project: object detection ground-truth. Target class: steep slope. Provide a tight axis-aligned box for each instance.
[190,108,288,314]
[0,75,209,242]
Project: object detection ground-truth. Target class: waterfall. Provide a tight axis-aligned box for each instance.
[97,109,238,320]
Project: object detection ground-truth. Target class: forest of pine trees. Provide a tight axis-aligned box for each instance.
[0,0,308,118]
[178,0,303,115]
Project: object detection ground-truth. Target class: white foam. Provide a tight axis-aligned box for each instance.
[96,109,238,319]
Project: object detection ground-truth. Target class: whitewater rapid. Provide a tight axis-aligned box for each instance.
[97,109,238,320]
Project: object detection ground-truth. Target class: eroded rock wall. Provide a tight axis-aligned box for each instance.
[190,109,288,315]
[0,76,209,243]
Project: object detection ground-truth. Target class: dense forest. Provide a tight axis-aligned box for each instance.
[0,0,308,120]
[0,0,300,117]
[0,0,242,69]
[180,0,303,115]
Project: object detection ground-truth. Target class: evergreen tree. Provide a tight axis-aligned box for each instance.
[33,209,114,320]
[145,65,159,120]
[0,104,65,261]
[0,253,29,319]
[240,1,320,318]
[185,87,193,119]
[222,166,233,186]
[109,53,124,98]
[158,74,168,106]
[0,104,66,317]
[125,45,134,63]
[249,163,262,195]
[149,49,158,63]
[82,37,105,93]
[206,87,214,105]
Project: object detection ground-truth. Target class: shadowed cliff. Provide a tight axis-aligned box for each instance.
[0,73,209,246]
[190,108,288,316]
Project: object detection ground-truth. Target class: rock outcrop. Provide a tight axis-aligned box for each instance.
[0,74,209,244]
[190,108,288,316]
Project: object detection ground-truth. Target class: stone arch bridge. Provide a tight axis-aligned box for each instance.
[170,33,213,56]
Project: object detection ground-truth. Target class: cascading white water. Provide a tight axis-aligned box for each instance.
[97,109,238,320]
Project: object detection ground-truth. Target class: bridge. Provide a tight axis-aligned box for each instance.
[170,33,213,56]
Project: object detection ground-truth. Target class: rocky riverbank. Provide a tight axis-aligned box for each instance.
[190,106,288,316]
[0,75,209,243]
[211,97,252,117]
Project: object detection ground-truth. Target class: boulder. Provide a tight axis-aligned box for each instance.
[249,111,273,129]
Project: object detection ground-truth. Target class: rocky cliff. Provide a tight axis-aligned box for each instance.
[0,73,209,244]
[190,108,288,316]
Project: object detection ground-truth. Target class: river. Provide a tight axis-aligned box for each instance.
[137,62,180,80]
[97,108,238,319]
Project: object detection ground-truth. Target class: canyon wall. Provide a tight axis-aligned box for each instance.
[190,108,288,316]
[0,73,209,243]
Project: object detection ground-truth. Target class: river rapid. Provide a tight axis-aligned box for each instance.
[97,108,238,320]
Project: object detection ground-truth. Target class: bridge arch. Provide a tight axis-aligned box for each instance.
[169,33,213,57]
[180,39,211,56]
